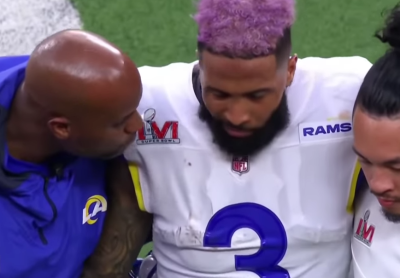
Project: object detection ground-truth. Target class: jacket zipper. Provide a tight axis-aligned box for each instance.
[38,177,58,245]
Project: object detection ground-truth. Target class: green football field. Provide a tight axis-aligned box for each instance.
[72,0,399,67]
[70,0,399,258]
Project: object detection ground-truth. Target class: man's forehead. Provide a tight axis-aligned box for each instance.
[354,110,400,160]
[201,51,278,77]
[353,110,400,133]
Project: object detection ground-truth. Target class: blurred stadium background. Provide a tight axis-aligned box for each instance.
[1,0,398,257]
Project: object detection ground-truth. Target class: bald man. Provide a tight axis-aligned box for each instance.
[0,30,151,278]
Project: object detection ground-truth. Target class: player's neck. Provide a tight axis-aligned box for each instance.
[6,87,60,164]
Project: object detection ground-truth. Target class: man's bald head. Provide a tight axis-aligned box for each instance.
[25,30,140,114]
[21,29,143,159]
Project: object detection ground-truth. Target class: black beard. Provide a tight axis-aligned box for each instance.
[198,94,290,156]
[381,208,400,223]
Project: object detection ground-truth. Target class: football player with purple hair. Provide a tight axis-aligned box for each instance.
[89,0,372,277]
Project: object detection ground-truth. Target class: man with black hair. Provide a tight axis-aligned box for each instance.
[352,4,400,278]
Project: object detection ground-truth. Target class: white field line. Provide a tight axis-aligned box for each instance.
[0,0,83,55]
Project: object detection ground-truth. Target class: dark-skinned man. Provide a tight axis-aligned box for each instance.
[0,29,151,278]
[86,0,373,277]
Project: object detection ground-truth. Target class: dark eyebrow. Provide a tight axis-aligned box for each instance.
[204,86,273,96]
[353,146,400,166]
[352,146,367,161]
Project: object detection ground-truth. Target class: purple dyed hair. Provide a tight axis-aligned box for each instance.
[194,0,295,58]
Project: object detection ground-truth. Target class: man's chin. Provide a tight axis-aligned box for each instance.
[381,207,400,223]
[98,153,121,160]
[198,93,290,156]
[103,138,135,160]
[98,148,126,160]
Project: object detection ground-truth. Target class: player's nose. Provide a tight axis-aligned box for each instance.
[368,171,395,194]
[125,113,143,134]
[225,105,250,126]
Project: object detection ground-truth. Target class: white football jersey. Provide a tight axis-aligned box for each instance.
[352,189,400,278]
[125,57,372,278]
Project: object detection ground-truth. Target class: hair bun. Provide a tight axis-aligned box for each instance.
[376,4,400,50]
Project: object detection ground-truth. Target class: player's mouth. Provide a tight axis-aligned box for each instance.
[377,197,396,208]
[224,127,253,137]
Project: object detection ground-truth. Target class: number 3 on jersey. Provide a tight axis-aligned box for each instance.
[203,203,290,278]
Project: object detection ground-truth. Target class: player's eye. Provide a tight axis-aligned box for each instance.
[358,158,371,166]
[390,167,400,173]
[386,164,400,172]
[212,91,229,99]
[113,119,126,128]
[246,92,265,101]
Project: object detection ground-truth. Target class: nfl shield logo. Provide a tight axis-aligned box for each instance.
[232,156,249,174]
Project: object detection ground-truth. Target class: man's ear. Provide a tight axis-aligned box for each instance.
[47,117,71,140]
[286,54,298,87]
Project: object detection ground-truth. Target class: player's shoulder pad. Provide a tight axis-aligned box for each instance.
[299,56,371,83]
[299,56,371,72]
[298,56,372,101]
[138,61,198,108]
[293,56,372,122]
